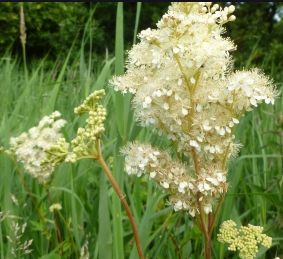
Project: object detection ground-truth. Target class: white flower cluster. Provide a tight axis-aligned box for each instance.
[218,220,272,259]
[112,2,277,215]
[111,2,277,157]
[7,90,107,184]
[9,111,66,184]
[123,143,227,217]
[66,89,106,162]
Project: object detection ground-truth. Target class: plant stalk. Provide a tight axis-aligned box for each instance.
[192,148,212,259]
[204,234,212,259]
[19,3,28,80]
[96,141,145,259]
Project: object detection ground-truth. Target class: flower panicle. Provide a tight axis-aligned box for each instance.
[112,2,277,216]
[122,142,227,217]
[6,89,108,183]
[8,111,67,184]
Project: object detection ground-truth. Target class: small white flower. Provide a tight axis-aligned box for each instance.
[178,181,188,193]
[155,90,162,97]
[144,96,152,104]
[232,118,239,124]
[203,204,212,214]
[173,47,180,54]
[49,203,62,213]
[189,209,196,217]
[216,173,226,182]
[167,90,173,96]
[161,182,169,189]
[204,182,211,191]
[203,120,212,131]
[196,104,202,113]
[174,200,183,211]
[182,108,189,116]
[207,176,219,186]
[189,140,199,148]
[198,183,205,192]
[209,146,216,154]
[150,171,157,178]
[163,103,170,110]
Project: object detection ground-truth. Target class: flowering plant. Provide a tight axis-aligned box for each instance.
[6,89,144,258]
[111,2,277,258]
[3,3,277,258]
[8,111,67,184]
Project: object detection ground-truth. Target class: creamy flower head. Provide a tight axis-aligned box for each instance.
[112,2,277,216]
[9,111,66,184]
[111,2,276,159]
[122,143,227,217]
[218,220,272,259]
[225,69,277,112]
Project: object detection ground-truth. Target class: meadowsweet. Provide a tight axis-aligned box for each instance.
[217,220,272,259]
[123,142,227,216]
[7,89,107,182]
[8,111,67,184]
[66,89,106,162]
[67,89,145,258]
[111,2,277,215]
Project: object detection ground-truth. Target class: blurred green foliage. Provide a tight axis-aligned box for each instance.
[227,2,283,69]
[0,3,169,59]
[0,3,95,59]
[0,2,283,67]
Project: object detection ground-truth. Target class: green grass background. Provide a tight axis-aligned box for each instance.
[0,3,282,259]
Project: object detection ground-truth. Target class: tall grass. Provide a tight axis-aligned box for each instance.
[0,3,282,258]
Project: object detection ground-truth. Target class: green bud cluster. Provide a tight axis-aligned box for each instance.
[41,137,70,171]
[74,89,106,114]
[217,220,272,259]
[67,89,106,162]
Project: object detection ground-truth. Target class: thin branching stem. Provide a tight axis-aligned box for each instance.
[209,195,225,236]
[96,140,145,259]
[192,148,211,259]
